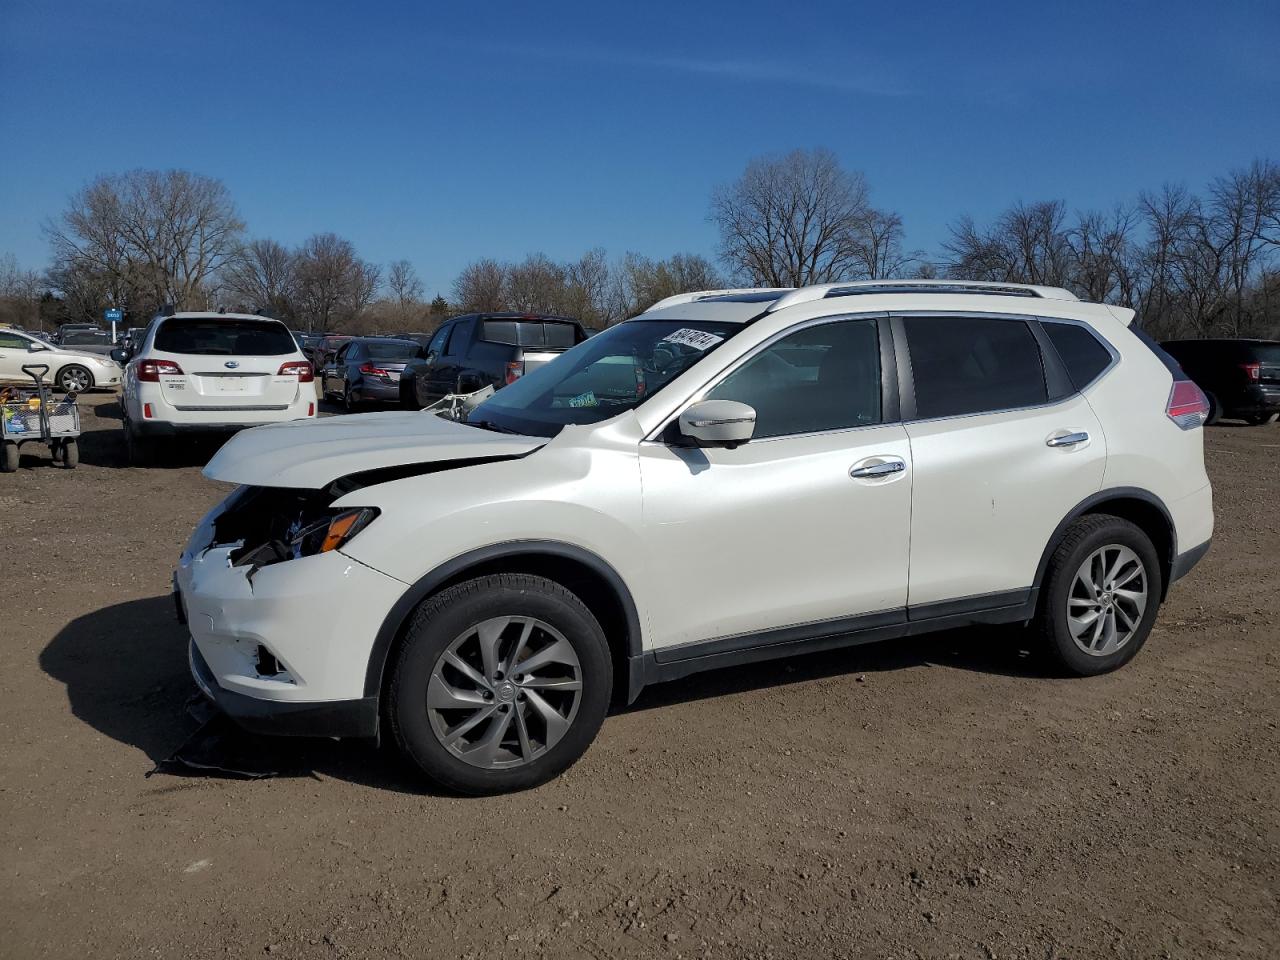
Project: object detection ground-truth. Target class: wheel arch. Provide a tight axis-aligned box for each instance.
[364,540,644,706]
[1032,488,1177,601]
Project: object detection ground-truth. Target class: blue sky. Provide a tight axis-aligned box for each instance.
[2,0,1278,297]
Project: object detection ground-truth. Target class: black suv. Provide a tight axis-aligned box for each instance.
[1161,339,1280,425]
[399,313,587,409]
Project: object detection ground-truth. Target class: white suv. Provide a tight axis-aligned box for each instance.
[177,281,1214,794]
[122,312,315,463]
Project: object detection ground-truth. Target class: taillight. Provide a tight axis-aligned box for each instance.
[136,359,183,382]
[278,360,314,383]
[505,361,524,385]
[1239,361,1261,382]
[1166,379,1209,430]
[359,362,390,378]
[307,402,315,417]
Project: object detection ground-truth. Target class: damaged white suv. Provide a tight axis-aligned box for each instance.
[178,281,1214,794]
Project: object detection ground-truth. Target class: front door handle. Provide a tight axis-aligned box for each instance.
[1046,431,1089,448]
[850,458,906,479]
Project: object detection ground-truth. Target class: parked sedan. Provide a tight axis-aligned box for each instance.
[321,337,424,411]
[0,327,122,392]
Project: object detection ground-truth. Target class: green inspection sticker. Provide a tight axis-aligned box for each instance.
[567,390,598,408]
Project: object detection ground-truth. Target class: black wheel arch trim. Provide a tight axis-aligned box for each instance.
[1031,487,1178,599]
[363,540,644,700]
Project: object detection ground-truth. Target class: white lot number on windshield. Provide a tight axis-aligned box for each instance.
[660,328,724,351]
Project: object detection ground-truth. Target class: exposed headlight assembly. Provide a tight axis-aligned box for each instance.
[231,507,380,570]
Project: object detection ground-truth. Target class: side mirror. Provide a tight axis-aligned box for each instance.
[28,342,49,352]
[110,347,129,363]
[678,399,756,448]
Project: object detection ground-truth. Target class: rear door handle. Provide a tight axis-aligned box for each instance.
[1046,431,1089,447]
[850,458,906,479]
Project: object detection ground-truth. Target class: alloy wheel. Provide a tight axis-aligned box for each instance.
[1067,544,1148,656]
[427,616,583,769]
[60,367,90,392]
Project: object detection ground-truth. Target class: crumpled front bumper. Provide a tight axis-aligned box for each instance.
[175,541,408,738]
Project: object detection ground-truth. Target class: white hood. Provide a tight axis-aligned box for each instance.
[203,411,547,489]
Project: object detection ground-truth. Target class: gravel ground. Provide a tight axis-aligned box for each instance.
[1,394,1276,959]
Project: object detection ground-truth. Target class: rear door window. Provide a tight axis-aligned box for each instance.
[1043,322,1114,390]
[155,318,297,356]
[903,315,1047,419]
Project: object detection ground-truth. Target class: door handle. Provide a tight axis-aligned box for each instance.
[1046,431,1089,448]
[850,458,906,479]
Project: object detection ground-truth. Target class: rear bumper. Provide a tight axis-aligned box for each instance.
[1170,538,1211,586]
[1226,385,1280,414]
[189,639,378,738]
[355,377,401,401]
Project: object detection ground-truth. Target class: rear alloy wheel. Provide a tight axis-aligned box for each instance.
[1034,514,1163,676]
[388,573,612,794]
[343,388,360,413]
[57,365,93,393]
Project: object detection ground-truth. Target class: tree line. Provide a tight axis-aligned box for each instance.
[2,153,1277,339]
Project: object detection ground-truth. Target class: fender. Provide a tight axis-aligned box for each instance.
[1030,486,1177,597]
[362,539,644,699]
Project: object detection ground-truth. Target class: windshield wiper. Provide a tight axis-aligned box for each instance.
[468,419,523,436]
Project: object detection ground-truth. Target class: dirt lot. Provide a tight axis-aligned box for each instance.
[1,394,1277,959]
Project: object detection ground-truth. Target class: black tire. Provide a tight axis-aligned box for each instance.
[61,439,78,469]
[124,421,153,466]
[400,376,422,411]
[57,364,93,393]
[343,388,360,414]
[1,441,18,473]
[1033,514,1163,677]
[1244,412,1278,426]
[1203,392,1222,425]
[387,573,612,795]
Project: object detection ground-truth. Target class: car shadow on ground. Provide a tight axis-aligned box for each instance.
[42,595,1047,794]
[39,595,433,795]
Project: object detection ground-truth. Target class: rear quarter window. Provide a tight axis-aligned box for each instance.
[154,318,297,356]
[1043,322,1114,390]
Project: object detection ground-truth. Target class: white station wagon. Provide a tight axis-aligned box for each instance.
[177,281,1214,794]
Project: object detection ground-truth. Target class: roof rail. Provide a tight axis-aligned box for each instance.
[646,287,793,312]
[767,279,1079,312]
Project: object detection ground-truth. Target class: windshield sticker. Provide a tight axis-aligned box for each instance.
[567,390,598,408]
[661,328,724,351]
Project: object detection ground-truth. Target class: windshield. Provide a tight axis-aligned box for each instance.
[469,319,740,437]
[154,318,297,356]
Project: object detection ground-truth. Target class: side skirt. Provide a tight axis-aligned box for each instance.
[631,588,1036,699]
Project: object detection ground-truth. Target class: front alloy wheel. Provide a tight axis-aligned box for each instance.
[58,365,92,393]
[388,573,612,794]
[428,616,583,769]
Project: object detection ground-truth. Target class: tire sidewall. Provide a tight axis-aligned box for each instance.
[1042,517,1164,676]
[390,576,613,794]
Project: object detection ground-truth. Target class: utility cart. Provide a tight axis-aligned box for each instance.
[0,363,81,472]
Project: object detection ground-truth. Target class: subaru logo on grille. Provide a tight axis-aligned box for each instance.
[224,361,240,369]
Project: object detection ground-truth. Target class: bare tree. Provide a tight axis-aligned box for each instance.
[221,238,295,318]
[47,169,244,319]
[849,209,916,279]
[386,259,424,305]
[945,201,1073,286]
[0,253,46,329]
[616,252,722,316]
[709,148,873,286]
[292,233,380,332]
[1067,206,1142,306]
[453,259,506,312]
[504,254,566,313]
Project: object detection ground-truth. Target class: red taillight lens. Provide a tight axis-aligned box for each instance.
[359,362,389,378]
[143,403,153,419]
[307,402,315,416]
[505,361,524,385]
[1167,379,1209,430]
[278,360,314,383]
[1239,361,1261,382]
[136,359,183,382]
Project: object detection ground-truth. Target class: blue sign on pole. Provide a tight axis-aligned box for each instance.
[104,308,123,323]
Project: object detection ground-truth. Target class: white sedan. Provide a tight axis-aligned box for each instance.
[0,327,122,392]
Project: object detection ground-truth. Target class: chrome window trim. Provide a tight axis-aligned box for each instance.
[642,311,890,445]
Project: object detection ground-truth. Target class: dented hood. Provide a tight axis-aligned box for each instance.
[203,411,547,489]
